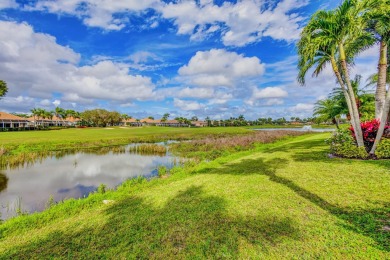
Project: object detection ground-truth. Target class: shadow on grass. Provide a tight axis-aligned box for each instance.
[264,137,390,170]
[197,157,390,252]
[2,186,299,258]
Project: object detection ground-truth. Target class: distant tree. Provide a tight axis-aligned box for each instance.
[205,116,212,127]
[81,109,122,127]
[161,113,170,122]
[191,116,198,121]
[148,116,154,120]
[0,80,8,99]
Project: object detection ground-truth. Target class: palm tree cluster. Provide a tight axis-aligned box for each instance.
[298,0,390,156]
[314,75,375,128]
[30,107,81,125]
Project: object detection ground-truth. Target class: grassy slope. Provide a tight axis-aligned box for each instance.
[247,124,338,129]
[0,133,389,258]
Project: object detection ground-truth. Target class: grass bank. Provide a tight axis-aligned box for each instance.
[247,124,338,129]
[0,133,389,258]
[0,126,251,168]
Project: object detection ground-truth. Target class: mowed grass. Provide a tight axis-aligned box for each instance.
[0,133,389,258]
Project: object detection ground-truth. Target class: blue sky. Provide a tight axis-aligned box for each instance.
[0,0,378,120]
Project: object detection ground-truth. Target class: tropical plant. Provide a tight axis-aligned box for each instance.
[314,99,342,129]
[363,0,390,119]
[330,75,375,121]
[297,0,373,148]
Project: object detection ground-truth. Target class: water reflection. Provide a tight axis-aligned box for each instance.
[0,144,181,220]
[0,173,8,193]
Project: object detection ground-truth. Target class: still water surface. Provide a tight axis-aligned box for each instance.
[0,144,180,220]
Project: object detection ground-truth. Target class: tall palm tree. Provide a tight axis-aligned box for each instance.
[363,0,390,119]
[297,2,367,147]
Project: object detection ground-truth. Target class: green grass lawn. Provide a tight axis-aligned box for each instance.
[0,133,389,258]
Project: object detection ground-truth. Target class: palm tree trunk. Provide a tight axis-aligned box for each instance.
[370,80,390,155]
[375,41,388,119]
[334,117,340,129]
[331,57,359,134]
[339,44,365,148]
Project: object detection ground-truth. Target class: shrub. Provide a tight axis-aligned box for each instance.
[349,119,390,151]
[326,129,369,159]
[157,166,168,177]
[376,139,390,159]
[97,184,107,194]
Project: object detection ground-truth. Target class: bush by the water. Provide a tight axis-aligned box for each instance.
[349,119,390,151]
[376,138,390,159]
[327,129,369,159]
[328,125,390,159]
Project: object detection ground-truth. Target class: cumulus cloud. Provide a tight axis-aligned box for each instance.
[246,87,288,106]
[28,0,159,31]
[289,103,315,117]
[24,0,308,46]
[173,98,205,111]
[159,0,307,46]
[0,0,17,9]
[178,49,265,88]
[0,21,157,111]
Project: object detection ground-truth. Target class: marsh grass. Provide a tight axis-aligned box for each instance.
[0,127,249,168]
[128,144,167,155]
[170,130,306,160]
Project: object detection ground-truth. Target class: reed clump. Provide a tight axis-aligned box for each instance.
[129,144,167,155]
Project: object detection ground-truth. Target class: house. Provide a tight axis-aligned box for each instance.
[0,112,30,129]
[27,116,80,127]
[121,118,142,126]
[190,121,208,127]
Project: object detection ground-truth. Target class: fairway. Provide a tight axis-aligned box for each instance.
[0,133,389,258]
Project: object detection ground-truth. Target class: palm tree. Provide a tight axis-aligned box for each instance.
[363,0,390,119]
[297,1,369,148]
[331,75,375,120]
[161,113,170,122]
[314,99,342,129]
[0,80,8,99]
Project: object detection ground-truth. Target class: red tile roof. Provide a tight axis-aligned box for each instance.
[0,112,29,121]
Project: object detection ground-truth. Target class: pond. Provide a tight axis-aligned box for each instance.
[0,143,181,220]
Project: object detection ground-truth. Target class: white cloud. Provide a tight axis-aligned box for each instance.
[128,51,162,64]
[40,99,52,106]
[173,98,205,111]
[0,0,17,9]
[178,49,265,88]
[52,99,61,107]
[29,0,159,31]
[252,87,288,99]
[289,103,314,112]
[0,21,157,110]
[159,0,307,46]
[26,0,308,46]
[246,87,288,106]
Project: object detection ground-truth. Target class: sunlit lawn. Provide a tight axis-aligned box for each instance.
[0,133,389,258]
